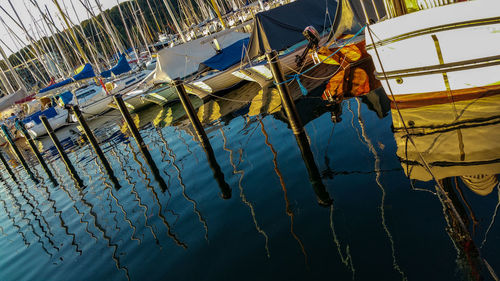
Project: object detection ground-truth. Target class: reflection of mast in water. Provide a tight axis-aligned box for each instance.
[221,127,270,258]
[175,127,199,164]
[355,98,406,280]
[127,141,187,248]
[156,128,209,241]
[0,186,30,247]
[109,144,142,245]
[329,205,355,279]
[70,151,131,280]
[49,161,98,242]
[4,182,53,256]
[122,141,161,246]
[37,181,82,255]
[259,119,308,264]
[481,184,500,249]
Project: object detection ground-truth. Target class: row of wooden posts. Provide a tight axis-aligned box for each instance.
[0,53,333,206]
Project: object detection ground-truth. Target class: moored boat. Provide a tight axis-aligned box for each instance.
[364,0,500,108]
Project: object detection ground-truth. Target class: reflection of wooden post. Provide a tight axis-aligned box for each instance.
[16,120,56,185]
[174,80,231,199]
[0,150,16,182]
[114,94,168,191]
[40,115,83,188]
[266,50,304,135]
[202,141,232,199]
[1,124,38,183]
[295,132,332,206]
[71,105,120,188]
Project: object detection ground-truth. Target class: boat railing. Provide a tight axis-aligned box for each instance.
[360,0,462,21]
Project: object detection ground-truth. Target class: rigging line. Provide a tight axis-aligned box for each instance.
[366,24,469,233]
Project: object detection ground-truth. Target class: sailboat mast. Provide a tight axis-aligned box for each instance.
[161,0,187,42]
[211,0,227,29]
[128,1,151,58]
[53,0,89,64]
[94,0,125,57]
[146,0,162,34]
[116,0,139,62]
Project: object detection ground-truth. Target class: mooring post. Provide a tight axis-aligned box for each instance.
[266,50,304,135]
[15,120,57,185]
[173,79,231,199]
[113,94,168,190]
[40,115,83,187]
[173,79,209,144]
[71,105,120,188]
[1,124,38,183]
[266,50,331,206]
[0,150,17,182]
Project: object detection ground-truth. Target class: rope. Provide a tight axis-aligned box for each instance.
[274,25,366,96]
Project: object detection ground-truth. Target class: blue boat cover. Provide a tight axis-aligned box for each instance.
[100,54,131,78]
[73,63,96,80]
[23,106,58,125]
[39,63,95,94]
[56,91,74,106]
[202,38,249,71]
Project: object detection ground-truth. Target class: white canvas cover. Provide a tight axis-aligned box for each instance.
[153,29,249,83]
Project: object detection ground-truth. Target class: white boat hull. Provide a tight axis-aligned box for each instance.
[27,109,69,138]
[365,0,500,103]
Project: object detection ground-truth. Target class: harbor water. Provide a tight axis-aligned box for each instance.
[0,81,499,281]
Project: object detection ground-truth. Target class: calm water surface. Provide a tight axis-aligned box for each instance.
[0,80,499,281]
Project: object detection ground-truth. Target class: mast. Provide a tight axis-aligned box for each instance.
[211,0,227,29]
[35,3,73,74]
[94,0,125,57]
[161,0,187,43]
[0,65,14,94]
[134,0,154,43]
[116,0,139,62]
[2,1,53,80]
[146,0,162,34]
[128,1,151,58]
[68,0,102,73]
[53,0,89,64]
[0,15,48,85]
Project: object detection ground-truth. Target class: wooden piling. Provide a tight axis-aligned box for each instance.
[15,120,57,185]
[173,79,231,199]
[40,115,83,187]
[1,124,38,183]
[113,94,168,191]
[266,50,331,206]
[266,50,304,135]
[71,105,120,188]
[173,79,209,144]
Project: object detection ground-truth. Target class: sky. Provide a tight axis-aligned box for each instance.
[0,0,128,56]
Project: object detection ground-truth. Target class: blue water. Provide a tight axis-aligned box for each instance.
[0,81,498,281]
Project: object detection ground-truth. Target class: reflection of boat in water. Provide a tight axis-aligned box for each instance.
[365,0,500,107]
[393,94,500,184]
[392,94,500,280]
